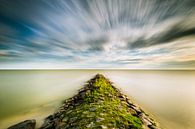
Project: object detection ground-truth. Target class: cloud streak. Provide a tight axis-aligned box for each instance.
[0,0,195,69]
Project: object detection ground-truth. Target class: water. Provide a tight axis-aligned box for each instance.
[0,70,195,129]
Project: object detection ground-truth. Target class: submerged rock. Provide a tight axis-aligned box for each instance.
[7,119,36,129]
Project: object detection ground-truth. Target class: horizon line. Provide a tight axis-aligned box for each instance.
[0,68,194,70]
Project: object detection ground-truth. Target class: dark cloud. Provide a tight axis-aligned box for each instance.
[128,24,195,49]
[86,36,108,51]
[156,26,195,43]
[163,60,195,68]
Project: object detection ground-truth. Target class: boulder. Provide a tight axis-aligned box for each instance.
[8,119,36,129]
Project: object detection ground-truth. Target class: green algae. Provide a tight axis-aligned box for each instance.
[58,74,143,129]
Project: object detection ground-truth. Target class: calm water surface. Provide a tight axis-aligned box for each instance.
[0,70,195,129]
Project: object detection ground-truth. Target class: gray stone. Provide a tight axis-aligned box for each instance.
[86,122,94,128]
[96,117,105,122]
[131,105,142,114]
[8,119,36,129]
[100,125,108,129]
[89,107,96,111]
[139,113,153,126]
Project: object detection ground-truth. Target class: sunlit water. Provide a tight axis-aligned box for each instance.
[0,70,195,129]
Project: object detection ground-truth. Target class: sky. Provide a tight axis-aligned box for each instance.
[0,0,195,69]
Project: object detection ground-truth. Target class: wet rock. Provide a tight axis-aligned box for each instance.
[62,116,68,122]
[128,108,137,116]
[40,122,54,129]
[96,117,105,122]
[100,125,108,129]
[139,113,154,127]
[66,110,72,114]
[89,107,96,111]
[8,119,36,129]
[69,117,77,123]
[100,113,105,116]
[126,98,133,105]
[131,105,142,114]
[86,122,95,128]
[87,112,96,117]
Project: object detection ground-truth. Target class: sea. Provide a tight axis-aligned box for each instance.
[0,70,195,129]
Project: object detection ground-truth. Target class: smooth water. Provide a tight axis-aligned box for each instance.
[0,70,195,129]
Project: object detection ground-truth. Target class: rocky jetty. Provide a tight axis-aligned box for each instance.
[40,74,159,129]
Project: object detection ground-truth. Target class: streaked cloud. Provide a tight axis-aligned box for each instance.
[0,0,195,69]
